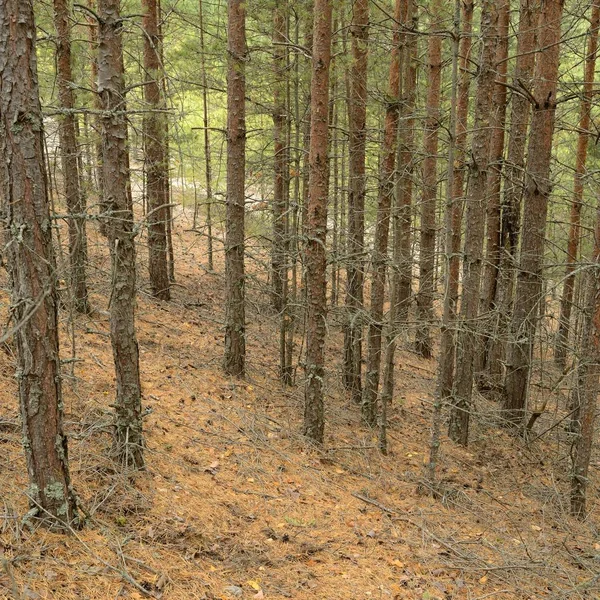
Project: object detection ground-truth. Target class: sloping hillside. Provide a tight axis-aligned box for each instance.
[0,212,599,600]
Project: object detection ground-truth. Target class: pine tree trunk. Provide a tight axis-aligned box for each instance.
[362,0,404,427]
[0,0,79,526]
[448,0,499,446]
[343,0,369,404]
[53,0,91,314]
[380,0,412,453]
[503,0,565,425]
[303,0,333,444]
[478,0,509,378]
[283,8,303,386]
[415,0,443,359]
[198,0,214,271]
[570,198,600,517]
[329,50,339,308]
[156,0,175,285]
[395,4,419,325]
[427,0,464,482]
[224,0,247,377]
[272,0,288,314]
[273,0,291,381]
[436,0,473,405]
[486,0,538,384]
[98,0,144,469]
[555,1,600,369]
[86,0,107,233]
[143,0,171,301]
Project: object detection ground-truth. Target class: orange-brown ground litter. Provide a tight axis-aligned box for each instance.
[0,209,599,600]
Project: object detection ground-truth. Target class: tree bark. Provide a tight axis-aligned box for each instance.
[98,0,144,469]
[224,0,247,377]
[273,0,292,382]
[343,0,369,404]
[271,0,288,314]
[555,0,600,369]
[198,0,214,271]
[53,0,91,314]
[415,0,443,359]
[448,0,499,446]
[570,196,600,518]
[0,0,78,525]
[427,0,465,482]
[303,0,332,444]
[486,0,539,384]
[380,0,413,453]
[503,0,565,425]
[86,1,104,199]
[436,0,473,406]
[394,3,419,326]
[478,0,509,378]
[362,0,404,427]
[143,0,171,301]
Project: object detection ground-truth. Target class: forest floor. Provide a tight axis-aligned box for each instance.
[0,208,599,600]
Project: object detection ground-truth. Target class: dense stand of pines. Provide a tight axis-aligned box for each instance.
[3,0,600,532]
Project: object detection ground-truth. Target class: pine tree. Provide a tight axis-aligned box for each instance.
[362,0,404,427]
[224,0,247,377]
[0,0,78,525]
[555,0,600,368]
[97,0,145,469]
[415,0,443,359]
[343,0,369,404]
[448,0,499,446]
[303,0,333,443]
[503,0,565,425]
[53,0,91,314]
[143,0,171,301]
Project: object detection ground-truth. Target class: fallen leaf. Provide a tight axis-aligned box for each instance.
[204,461,220,475]
[247,580,261,591]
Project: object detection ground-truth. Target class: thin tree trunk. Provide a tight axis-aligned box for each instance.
[502,0,565,425]
[272,0,288,314]
[86,1,104,205]
[53,0,91,314]
[0,0,79,525]
[415,0,443,359]
[157,0,175,284]
[436,0,473,406]
[555,0,600,369]
[303,0,333,444]
[273,0,291,381]
[427,0,463,484]
[570,199,600,517]
[362,0,404,427]
[81,111,94,190]
[395,4,419,325]
[486,0,539,384]
[448,0,499,446]
[478,0,509,378]
[343,0,368,403]
[330,52,339,308]
[224,0,247,377]
[283,8,303,386]
[98,0,144,469]
[143,0,171,301]
[198,0,214,271]
[380,0,413,454]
